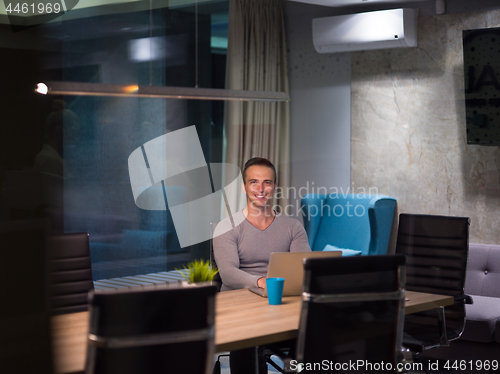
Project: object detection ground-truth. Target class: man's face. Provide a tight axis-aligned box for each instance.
[242,165,277,209]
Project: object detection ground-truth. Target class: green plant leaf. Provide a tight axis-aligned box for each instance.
[175,259,219,283]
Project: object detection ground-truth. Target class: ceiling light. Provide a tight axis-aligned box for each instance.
[36,83,48,95]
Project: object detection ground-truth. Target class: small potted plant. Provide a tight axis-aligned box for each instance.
[177,259,219,285]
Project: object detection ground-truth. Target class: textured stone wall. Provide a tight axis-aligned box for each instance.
[351,10,500,244]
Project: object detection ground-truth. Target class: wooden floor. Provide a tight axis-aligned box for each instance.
[93,269,189,292]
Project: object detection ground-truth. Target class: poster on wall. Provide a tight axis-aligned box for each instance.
[463,27,500,145]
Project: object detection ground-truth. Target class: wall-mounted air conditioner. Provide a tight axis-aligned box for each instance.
[312,8,418,54]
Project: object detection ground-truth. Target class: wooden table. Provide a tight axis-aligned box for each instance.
[215,289,302,352]
[404,290,453,314]
[51,289,453,374]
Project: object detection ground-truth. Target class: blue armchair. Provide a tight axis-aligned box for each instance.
[301,194,397,256]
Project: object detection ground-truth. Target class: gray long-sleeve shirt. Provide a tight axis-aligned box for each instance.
[213,211,311,292]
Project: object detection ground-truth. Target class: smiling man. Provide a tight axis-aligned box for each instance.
[213,157,311,292]
[213,157,310,374]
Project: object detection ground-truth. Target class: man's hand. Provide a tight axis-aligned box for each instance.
[257,277,266,289]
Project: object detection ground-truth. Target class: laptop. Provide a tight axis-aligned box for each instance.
[248,251,342,297]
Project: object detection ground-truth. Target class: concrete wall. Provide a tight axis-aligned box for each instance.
[285,2,351,219]
[351,9,500,244]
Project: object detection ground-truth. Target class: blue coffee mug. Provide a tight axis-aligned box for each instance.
[266,277,285,305]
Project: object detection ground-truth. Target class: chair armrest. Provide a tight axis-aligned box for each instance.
[367,196,397,255]
[454,294,473,305]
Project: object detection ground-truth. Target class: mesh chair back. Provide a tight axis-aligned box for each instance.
[86,285,216,374]
[47,232,94,314]
[396,213,469,350]
[297,255,406,373]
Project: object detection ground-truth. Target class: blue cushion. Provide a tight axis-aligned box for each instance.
[302,194,396,256]
[301,194,326,249]
[323,244,362,257]
[313,195,373,253]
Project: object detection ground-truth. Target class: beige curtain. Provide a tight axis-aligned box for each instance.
[224,0,291,213]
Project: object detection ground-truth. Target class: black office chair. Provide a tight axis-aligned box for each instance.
[1,219,55,374]
[47,232,94,315]
[395,213,472,356]
[86,284,216,374]
[295,255,406,373]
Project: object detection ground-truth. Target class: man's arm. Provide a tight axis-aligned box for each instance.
[213,226,262,290]
[289,221,312,252]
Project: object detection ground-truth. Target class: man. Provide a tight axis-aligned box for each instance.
[34,100,79,177]
[213,157,310,373]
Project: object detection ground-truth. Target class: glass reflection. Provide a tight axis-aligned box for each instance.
[0,0,228,282]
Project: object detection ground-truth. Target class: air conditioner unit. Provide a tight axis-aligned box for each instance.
[312,8,418,54]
